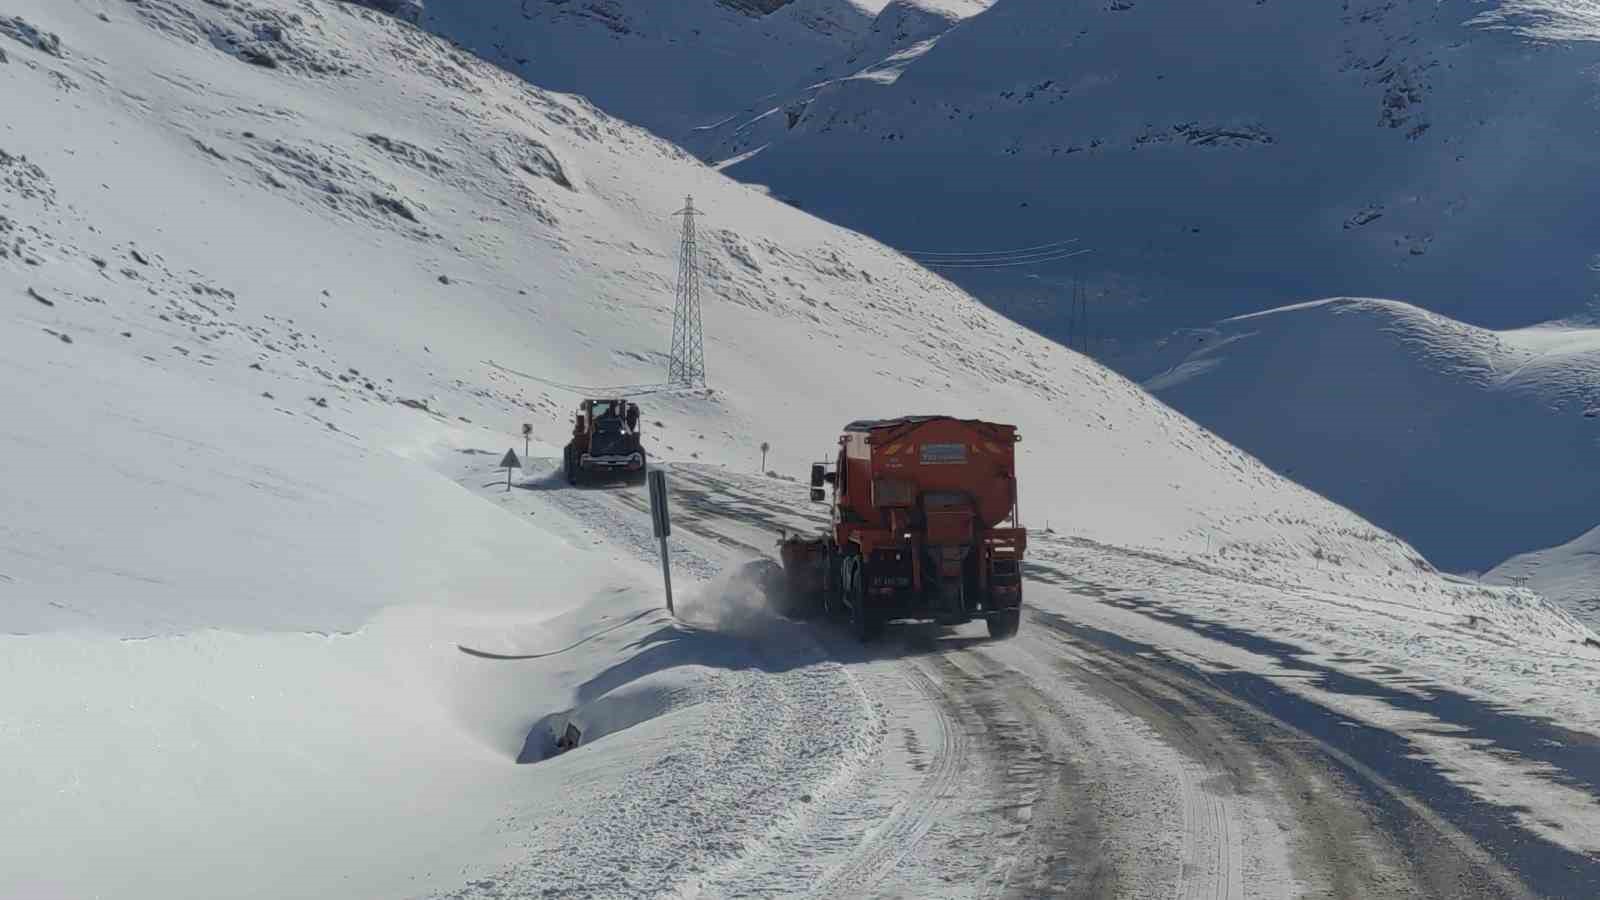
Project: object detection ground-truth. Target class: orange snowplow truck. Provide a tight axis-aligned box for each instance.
[778,416,1026,640]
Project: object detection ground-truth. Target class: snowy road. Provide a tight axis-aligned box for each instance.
[476,462,1600,899]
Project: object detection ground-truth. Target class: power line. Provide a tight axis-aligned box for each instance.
[484,361,682,398]
[905,237,1081,259]
[920,247,1093,269]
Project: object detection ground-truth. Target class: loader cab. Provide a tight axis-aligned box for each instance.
[574,399,637,437]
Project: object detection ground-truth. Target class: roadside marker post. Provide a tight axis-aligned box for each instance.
[500,448,521,492]
[522,423,532,459]
[648,469,673,616]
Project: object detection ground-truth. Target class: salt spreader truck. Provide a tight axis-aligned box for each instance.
[778,416,1026,640]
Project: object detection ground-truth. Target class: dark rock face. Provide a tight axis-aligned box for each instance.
[717,0,795,16]
[339,0,424,26]
[0,15,64,56]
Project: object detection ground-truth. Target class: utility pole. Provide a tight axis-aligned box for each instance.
[1068,279,1090,355]
[668,196,707,388]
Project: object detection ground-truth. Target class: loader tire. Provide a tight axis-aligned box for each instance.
[987,608,1021,640]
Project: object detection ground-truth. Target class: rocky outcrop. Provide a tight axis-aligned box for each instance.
[339,0,423,26]
[718,0,795,16]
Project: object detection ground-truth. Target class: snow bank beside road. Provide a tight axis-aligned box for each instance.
[2,575,838,900]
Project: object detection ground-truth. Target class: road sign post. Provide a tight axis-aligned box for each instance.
[648,469,673,616]
[521,423,532,459]
[500,448,522,492]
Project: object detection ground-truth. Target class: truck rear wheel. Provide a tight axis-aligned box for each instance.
[987,608,1021,640]
[850,577,882,642]
[821,561,842,621]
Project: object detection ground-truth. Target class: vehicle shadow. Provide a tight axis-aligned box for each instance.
[512,474,642,493]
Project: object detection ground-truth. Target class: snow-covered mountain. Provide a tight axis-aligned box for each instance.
[1,0,1434,636]
[418,1,994,143]
[1120,297,1600,589]
[691,0,1600,336]
[419,0,894,139]
[1488,523,1600,622]
[3,1,1593,897]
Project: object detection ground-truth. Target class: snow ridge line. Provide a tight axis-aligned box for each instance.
[483,359,682,398]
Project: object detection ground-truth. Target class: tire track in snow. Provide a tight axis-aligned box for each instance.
[1020,612,1531,899]
[799,660,970,899]
[913,647,1097,899]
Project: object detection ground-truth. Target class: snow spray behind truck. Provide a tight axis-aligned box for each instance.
[778,416,1026,640]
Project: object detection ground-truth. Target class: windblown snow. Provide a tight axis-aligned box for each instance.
[1,1,1596,898]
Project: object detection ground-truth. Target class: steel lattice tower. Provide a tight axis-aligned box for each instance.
[668,196,706,388]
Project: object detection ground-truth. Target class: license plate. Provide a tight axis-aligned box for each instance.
[919,443,967,465]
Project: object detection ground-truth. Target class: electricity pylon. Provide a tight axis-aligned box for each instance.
[668,196,706,388]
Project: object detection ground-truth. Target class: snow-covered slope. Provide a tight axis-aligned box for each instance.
[2,1,1591,897]
[694,0,1600,336]
[1119,298,1600,580]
